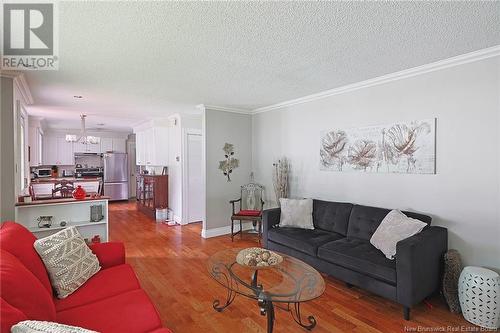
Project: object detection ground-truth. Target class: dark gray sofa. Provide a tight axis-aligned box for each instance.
[262,199,447,320]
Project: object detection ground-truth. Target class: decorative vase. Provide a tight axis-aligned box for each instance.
[72,185,86,200]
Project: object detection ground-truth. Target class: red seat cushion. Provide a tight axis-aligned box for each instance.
[0,222,52,293]
[0,250,56,321]
[1,298,28,333]
[57,290,163,333]
[234,210,261,217]
[55,264,141,312]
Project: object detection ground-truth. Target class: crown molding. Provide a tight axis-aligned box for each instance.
[252,45,500,114]
[204,105,253,115]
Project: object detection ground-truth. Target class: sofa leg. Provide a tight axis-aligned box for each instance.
[403,307,410,320]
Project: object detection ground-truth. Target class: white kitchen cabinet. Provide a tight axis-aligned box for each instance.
[101,138,113,153]
[29,127,43,166]
[43,135,74,165]
[135,127,168,166]
[112,138,126,153]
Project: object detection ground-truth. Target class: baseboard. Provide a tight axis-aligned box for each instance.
[201,221,254,239]
[173,215,182,224]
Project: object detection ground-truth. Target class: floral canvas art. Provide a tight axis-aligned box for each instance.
[320,119,436,174]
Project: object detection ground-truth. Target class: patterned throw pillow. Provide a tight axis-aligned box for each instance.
[34,227,100,298]
[11,320,98,333]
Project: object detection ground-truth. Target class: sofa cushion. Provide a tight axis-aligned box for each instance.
[0,222,52,293]
[1,298,28,333]
[268,227,344,256]
[347,205,431,241]
[318,238,397,284]
[11,320,98,333]
[313,200,353,235]
[0,250,57,321]
[55,264,141,312]
[56,290,163,333]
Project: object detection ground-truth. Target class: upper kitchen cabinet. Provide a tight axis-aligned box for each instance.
[43,135,74,165]
[134,122,169,166]
[28,126,43,166]
[101,137,126,153]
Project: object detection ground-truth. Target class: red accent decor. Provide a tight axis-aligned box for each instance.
[0,222,171,333]
[235,209,262,217]
[72,185,86,200]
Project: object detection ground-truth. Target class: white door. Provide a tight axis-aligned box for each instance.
[186,133,203,223]
[128,141,136,198]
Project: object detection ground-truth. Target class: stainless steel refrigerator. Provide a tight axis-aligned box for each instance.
[103,153,129,201]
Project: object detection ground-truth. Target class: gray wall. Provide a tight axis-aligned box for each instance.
[252,57,500,270]
[204,109,252,232]
[1,77,16,221]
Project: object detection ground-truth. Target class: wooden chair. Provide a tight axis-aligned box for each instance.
[230,183,264,242]
[52,180,75,198]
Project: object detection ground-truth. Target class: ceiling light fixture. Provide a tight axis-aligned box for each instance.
[73,95,83,99]
[65,114,100,145]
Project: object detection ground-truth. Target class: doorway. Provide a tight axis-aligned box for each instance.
[183,130,203,224]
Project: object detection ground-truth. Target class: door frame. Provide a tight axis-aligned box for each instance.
[127,140,136,198]
[181,128,203,225]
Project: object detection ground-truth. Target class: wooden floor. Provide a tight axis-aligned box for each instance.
[109,201,473,333]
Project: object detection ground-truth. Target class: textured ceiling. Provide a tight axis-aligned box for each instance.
[24,1,500,130]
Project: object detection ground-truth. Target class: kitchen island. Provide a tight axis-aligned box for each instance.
[15,197,109,241]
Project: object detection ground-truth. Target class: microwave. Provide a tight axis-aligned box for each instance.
[36,168,52,178]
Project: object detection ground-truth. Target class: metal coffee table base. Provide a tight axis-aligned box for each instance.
[212,270,318,333]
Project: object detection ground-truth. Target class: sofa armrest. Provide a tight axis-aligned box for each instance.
[89,242,125,269]
[396,226,447,307]
[262,208,281,248]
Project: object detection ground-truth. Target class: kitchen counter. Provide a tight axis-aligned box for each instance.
[16,196,111,206]
[30,177,102,183]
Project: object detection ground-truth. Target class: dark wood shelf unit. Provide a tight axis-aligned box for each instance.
[136,175,168,218]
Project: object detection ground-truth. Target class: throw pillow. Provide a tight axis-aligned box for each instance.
[33,227,100,299]
[370,210,427,260]
[279,198,314,230]
[11,320,98,333]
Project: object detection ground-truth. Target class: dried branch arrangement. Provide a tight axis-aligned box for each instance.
[272,158,289,206]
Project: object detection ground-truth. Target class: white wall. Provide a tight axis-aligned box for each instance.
[252,57,500,270]
[168,114,182,222]
[204,109,252,235]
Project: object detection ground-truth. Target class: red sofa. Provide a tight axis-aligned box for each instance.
[0,222,171,333]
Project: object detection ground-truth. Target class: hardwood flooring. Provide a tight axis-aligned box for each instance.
[109,201,474,333]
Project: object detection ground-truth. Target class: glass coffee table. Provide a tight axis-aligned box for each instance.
[208,248,325,333]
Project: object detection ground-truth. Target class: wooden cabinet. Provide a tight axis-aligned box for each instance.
[43,135,74,165]
[136,175,168,218]
[135,127,168,166]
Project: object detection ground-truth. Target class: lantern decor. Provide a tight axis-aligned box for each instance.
[218,143,239,182]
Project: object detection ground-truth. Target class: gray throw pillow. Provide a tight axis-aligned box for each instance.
[34,227,100,299]
[279,198,314,230]
[370,210,427,260]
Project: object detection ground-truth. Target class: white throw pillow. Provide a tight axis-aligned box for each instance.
[34,227,100,299]
[11,320,98,333]
[279,198,314,230]
[370,210,427,260]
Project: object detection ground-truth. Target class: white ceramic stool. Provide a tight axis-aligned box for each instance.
[458,266,500,329]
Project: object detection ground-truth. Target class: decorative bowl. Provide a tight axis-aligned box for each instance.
[236,247,283,269]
